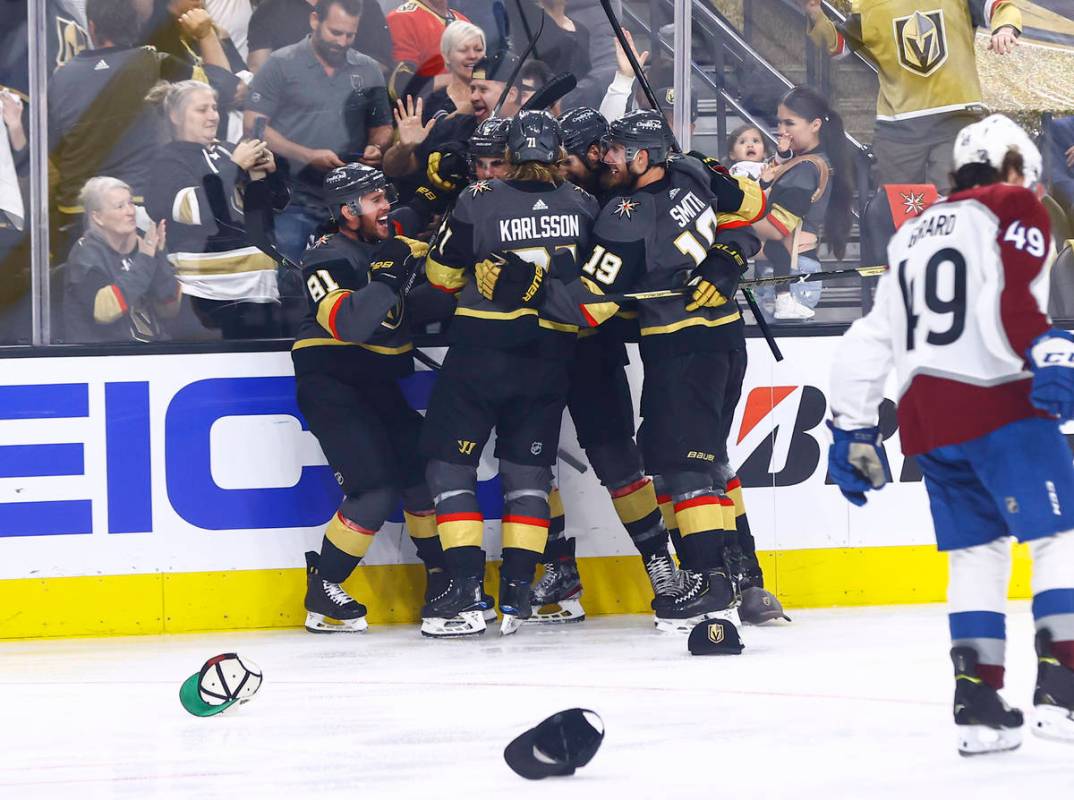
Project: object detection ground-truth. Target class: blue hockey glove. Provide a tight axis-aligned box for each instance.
[1027,330,1074,422]
[826,421,891,507]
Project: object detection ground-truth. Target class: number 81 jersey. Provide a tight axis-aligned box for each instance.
[832,183,1054,456]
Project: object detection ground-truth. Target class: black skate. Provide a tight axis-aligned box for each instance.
[529,555,585,624]
[1031,629,1074,743]
[653,567,739,634]
[951,647,1023,756]
[304,551,368,633]
[500,576,534,636]
[642,551,679,608]
[420,574,487,638]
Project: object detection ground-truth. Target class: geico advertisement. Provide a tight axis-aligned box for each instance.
[0,339,942,580]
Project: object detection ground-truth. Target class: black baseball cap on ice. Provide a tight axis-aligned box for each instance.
[504,708,605,780]
[688,618,745,655]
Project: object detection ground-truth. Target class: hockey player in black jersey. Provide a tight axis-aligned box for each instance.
[576,110,766,633]
[468,117,511,182]
[421,110,602,637]
[294,159,464,634]
[529,106,681,624]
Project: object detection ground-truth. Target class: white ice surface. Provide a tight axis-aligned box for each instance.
[1,604,1073,799]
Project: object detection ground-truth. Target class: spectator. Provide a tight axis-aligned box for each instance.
[65,177,181,343]
[421,20,485,123]
[143,1,241,72]
[524,0,620,110]
[49,0,240,258]
[0,87,30,343]
[205,0,254,59]
[801,0,1021,189]
[146,80,291,339]
[726,123,771,182]
[518,59,554,112]
[598,28,648,122]
[512,0,591,84]
[1044,115,1074,227]
[382,49,519,182]
[246,0,391,73]
[386,0,469,102]
[245,0,393,263]
[752,86,853,321]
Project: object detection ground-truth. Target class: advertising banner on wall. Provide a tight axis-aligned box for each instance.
[0,338,943,581]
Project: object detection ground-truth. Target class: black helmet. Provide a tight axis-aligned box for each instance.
[323,163,395,211]
[558,107,609,159]
[604,109,670,166]
[507,110,563,165]
[469,116,511,158]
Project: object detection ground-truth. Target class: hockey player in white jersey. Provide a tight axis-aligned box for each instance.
[827,115,1074,755]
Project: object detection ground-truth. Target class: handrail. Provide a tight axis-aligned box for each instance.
[620,5,781,150]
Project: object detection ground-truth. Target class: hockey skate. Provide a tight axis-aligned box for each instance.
[420,574,487,638]
[500,576,534,636]
[950,647,1023,756]
[528,556,585,624]
[653,567,740,634]
[1031,629,1074,743]
[642,551,679,608]
[426,568,496,623]
[304,551,368,633]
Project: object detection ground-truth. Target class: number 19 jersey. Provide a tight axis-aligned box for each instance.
[831,182,1053,455]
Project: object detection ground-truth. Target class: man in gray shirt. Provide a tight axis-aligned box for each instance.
[245,0,392,262]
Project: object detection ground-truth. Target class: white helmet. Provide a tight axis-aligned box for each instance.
[952,113,1042,188]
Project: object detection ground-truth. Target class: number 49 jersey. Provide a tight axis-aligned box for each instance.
[831,183,1053,456]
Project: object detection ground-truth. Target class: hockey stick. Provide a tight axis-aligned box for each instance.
[596,265,888,304]
[513,0,542,62]
[493,12,546,117]
[412,347,590,474]
[597,0,677,153]
[520,72,578,112]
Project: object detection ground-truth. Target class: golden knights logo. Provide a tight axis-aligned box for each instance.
[893,10,948,77]
[55,16,90,68]
[707,622,725,645]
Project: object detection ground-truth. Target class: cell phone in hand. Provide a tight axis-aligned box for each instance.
[252,117,267,142]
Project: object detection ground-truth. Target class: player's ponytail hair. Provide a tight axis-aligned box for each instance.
[779,86,853,260]
[145,80,219,141]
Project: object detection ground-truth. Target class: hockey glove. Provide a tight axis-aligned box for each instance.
[426,142,469,192]
[475,251,546,308]
[1028,330,1074,422]
[685,242,746,312]
[826,421,891,507]
[369,236,424,294]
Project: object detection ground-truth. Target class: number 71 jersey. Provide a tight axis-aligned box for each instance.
[832,182,1053,455]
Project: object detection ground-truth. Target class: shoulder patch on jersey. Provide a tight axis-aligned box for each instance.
[612,198,640,219]
[467,180,494,197]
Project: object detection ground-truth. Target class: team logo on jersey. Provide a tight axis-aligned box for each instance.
[468,180,493,197]
[612,198,639,219]
[893,10,948,77]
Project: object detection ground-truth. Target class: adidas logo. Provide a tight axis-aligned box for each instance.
[94,59,110,71]
[532,199,548,211]
[669,188,680,199]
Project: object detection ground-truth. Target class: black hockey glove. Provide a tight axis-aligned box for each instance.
[685,242,747,313]
[426,142,469,192]
[369,235,428,294]
[476,250,546,308]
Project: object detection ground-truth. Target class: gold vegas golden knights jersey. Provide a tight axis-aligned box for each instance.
[808,0,1022,123]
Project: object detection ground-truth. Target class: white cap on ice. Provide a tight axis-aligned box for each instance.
[952,113,1042,188]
